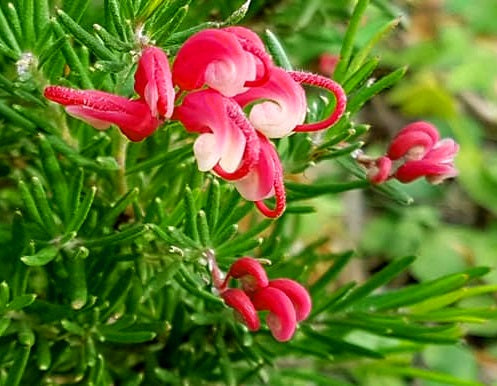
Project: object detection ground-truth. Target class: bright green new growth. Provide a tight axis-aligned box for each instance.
[0,1,491,385]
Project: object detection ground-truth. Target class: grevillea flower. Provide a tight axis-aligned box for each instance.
[174,89,259,177]
[134,46,175,119]
[212,256,312,342]
[44,86,161,142]
[172,27,273,97]
[364,121,459,185]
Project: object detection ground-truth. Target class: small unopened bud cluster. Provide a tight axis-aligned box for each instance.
[360,121,459,185]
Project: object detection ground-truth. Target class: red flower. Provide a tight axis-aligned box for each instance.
[214,256,312,342]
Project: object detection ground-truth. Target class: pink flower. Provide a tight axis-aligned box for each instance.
[174,89,259,178]
[318,53,339,77]
[44,86,161,142]
[134,46,175,119]
[363,121,459,185]
[213,256,312,342]
[395,138,459,184]
[172,27,273,97]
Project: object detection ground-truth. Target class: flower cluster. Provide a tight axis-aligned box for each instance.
[363,121,459,185]
[173,27,347,218]
[44,46,174,142]
[210,256,311,342]
[44,26,347,218]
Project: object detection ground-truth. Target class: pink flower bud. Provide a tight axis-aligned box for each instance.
[224,257,269,292]
[44,86,161,142]
[134,46,175,119]
[251,287,297,342]
[172,28,272,97]
[367,156,392,184]
[268,279,312,322]
[318,53,339,77]
[387,121,440,160]
[221,288,260,331]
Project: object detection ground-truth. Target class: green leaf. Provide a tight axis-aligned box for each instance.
[56,9,115,61]
[264,29,292,70]
[333,0,370,82]
[84,224,148,248]
[5,343,31,386]
[347,18,399,77]
[7,294,37,311]
[67,186,97,234]
[348,66,407,114]
[99,330,156,343]
[21,245,58,266]
[332,256,416,311]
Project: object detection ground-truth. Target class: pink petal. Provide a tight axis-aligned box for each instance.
[395,160,457,183]
[175,89,247,173]
[387,130,436,161]
[367,156,392,184]
[424,138,459,164]
[395,121,440,144]
[212,103,260,181]
[224,257,269,292]
[172,29,256,97]
[269,279,312,322]
[134,46,175,119]
[235,67,307,138]
[44,86,161,142]
[234,135,277,202]
[251,287,297,342]
[221,288,260,331]
[289,71,347,133]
